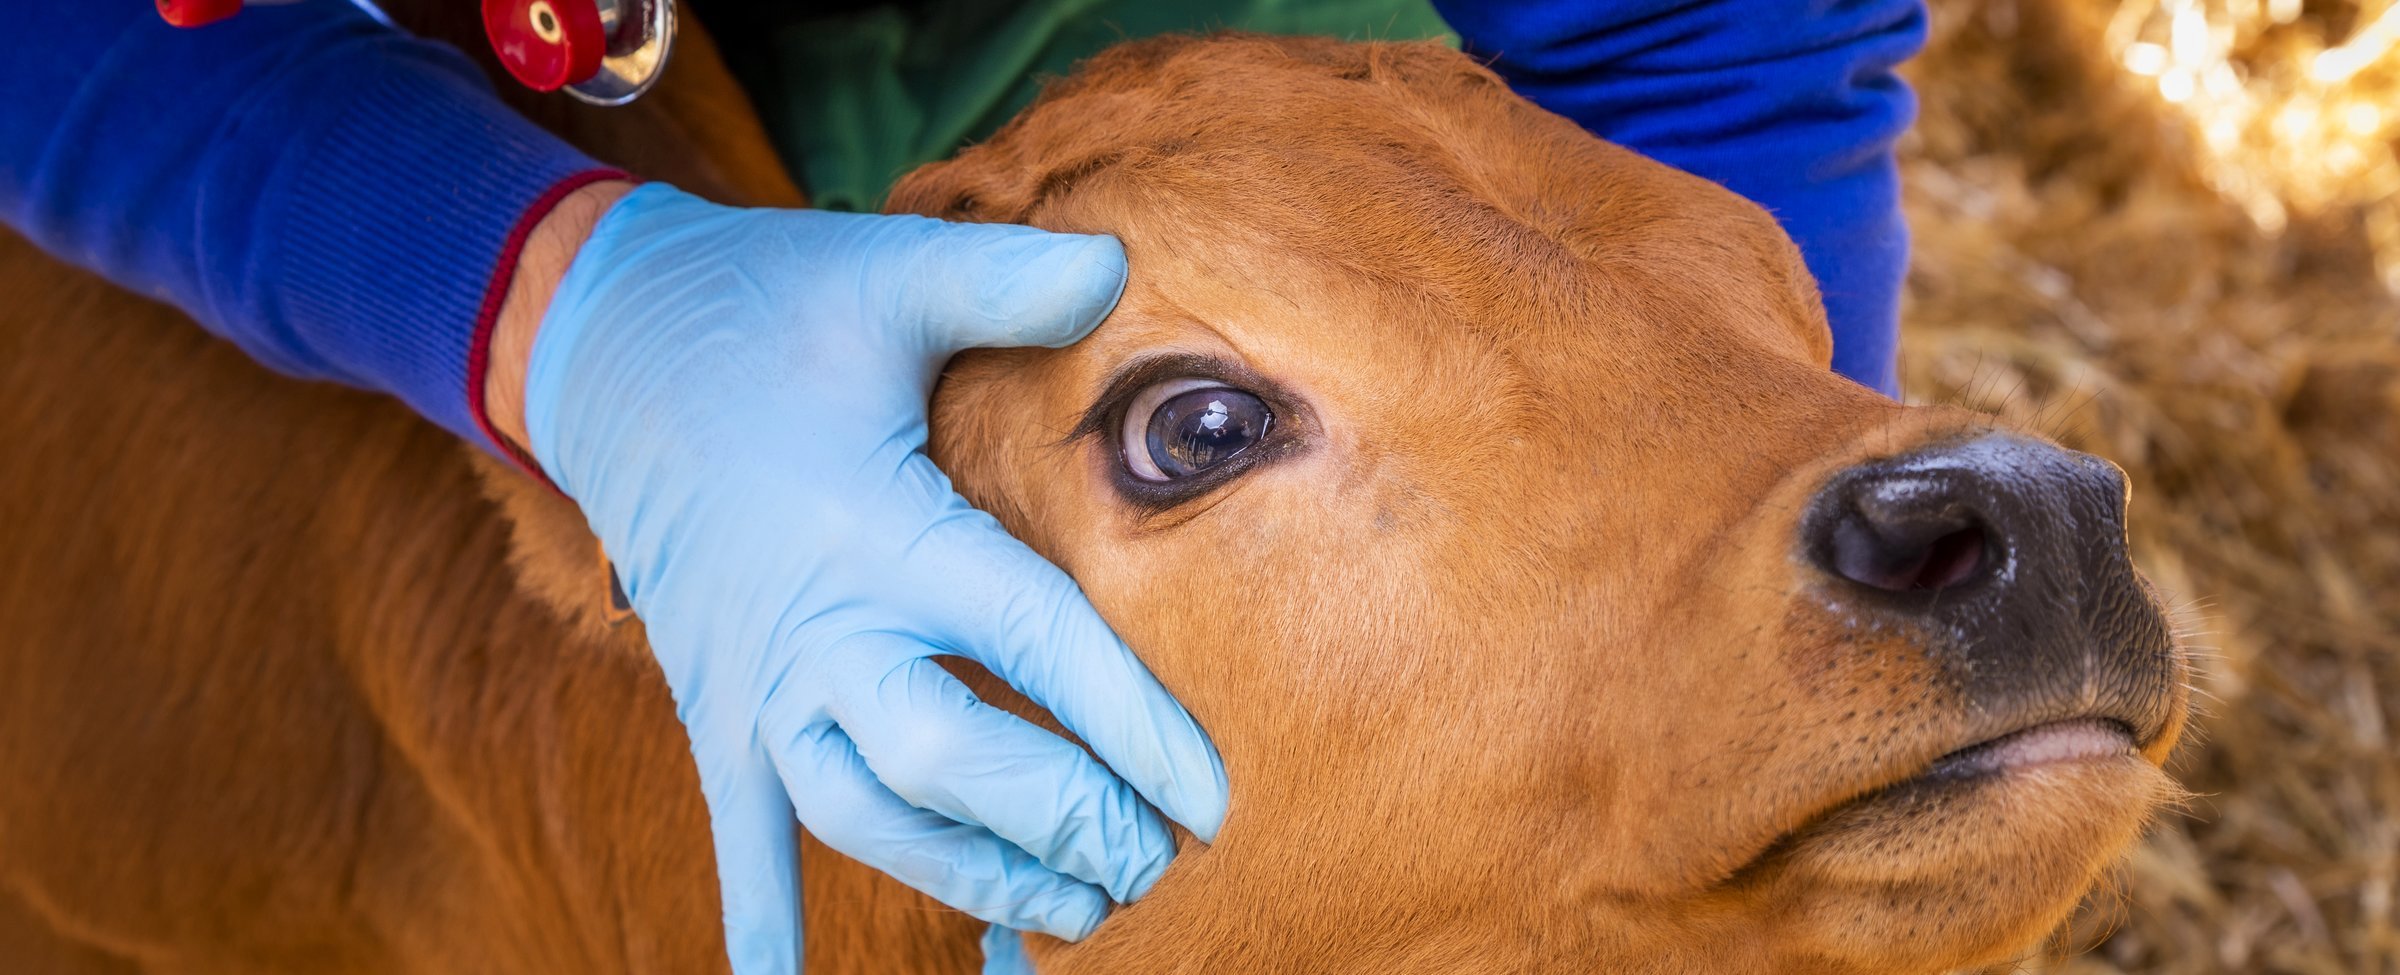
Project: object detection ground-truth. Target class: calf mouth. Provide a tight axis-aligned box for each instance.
[1721,620,2187,892]
[1832,712,2155,825]
[1707,710,2177,927]
[1796,697,2165,844]
[1704,670,2185,975]
[1829,634,2184,822]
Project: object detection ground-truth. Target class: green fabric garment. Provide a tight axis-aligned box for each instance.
[714,0,1452,212]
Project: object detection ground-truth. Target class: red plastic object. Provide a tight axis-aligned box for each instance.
[157,0,243,28]
[482,0,605,93]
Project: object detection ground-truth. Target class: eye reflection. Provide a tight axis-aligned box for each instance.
[1120,378,1273,482]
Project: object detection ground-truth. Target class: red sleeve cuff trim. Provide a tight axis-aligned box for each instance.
[464,167,634,488]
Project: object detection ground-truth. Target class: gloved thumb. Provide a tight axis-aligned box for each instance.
[877,220,1129,355]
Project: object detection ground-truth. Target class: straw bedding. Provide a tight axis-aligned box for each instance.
[1902,1,2400,971]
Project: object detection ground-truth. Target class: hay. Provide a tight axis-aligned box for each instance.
[1903,1,2400,971]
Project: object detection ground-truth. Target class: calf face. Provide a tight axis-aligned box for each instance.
[897,35,2188,974]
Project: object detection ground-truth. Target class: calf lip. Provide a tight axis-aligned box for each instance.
[1823,711,2149,828]
[1717,712,2158,890]
[1914,716,2138,784]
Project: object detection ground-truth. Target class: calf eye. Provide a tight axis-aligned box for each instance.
[1120,378,1273,482]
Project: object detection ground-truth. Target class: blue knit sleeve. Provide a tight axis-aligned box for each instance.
[0,2,621,451]
[1432,0,1928,396]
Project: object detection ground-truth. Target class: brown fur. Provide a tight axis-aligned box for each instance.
[0,17,2186,975]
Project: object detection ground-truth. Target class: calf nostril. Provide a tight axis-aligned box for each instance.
[1826,506,1992,594]
[1911,525,1988,591]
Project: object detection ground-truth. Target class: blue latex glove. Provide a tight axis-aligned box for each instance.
[522,184,1229,973]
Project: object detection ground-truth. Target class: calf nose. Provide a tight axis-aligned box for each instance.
[1801,434,2176,735]
[1806,434,2125,603]
[1804,434,2131,602]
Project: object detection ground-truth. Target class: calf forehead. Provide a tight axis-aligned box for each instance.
[896,34,1831,383]
[1086,134,1826,385]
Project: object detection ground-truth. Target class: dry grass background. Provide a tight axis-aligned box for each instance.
[1902,1,2400,971]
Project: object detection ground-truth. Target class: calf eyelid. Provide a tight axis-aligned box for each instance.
[1066,352,1247,443]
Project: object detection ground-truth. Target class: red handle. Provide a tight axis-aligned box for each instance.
[156,0,244,28]
[482,0,606,93]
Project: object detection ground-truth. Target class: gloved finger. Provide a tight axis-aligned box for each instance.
[687,732,804,975]
[871,218,1129,354]
[899,504,1229,844]
[826,647,1175,903]
[980,923,1036,975]
[764,717,1114,941]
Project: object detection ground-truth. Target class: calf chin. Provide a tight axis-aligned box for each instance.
[1763,761,2180,972]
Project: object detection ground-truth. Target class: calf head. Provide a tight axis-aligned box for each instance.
[893,35,2188,975]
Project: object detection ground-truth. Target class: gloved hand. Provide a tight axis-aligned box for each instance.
[521,184,1229,973]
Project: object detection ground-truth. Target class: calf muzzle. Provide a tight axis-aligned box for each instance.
[1803,434,2180,746]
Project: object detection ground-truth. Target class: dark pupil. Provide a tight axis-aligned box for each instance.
[1146,388,1269,478]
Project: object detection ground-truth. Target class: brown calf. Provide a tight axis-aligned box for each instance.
[0,15,2187,975]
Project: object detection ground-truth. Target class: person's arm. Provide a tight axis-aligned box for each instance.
[1432,0,1928,396]
[0,1,622,457]
[4,10,1227,974]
